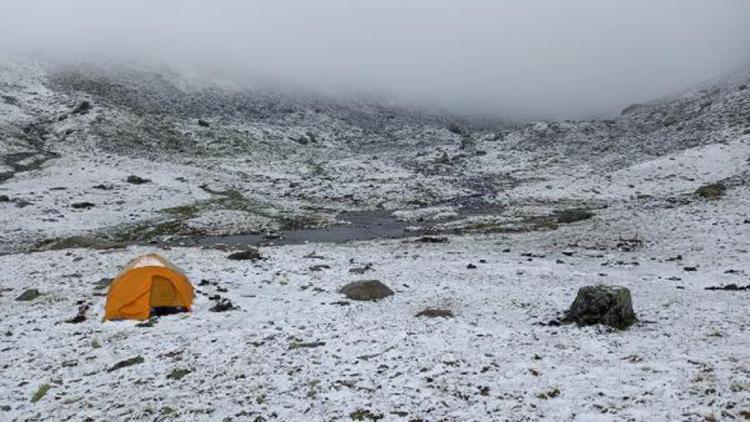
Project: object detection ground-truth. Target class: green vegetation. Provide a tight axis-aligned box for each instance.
[30,384,52,403]
[694,182,726,200]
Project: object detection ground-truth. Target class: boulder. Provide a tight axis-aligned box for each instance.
[340,280,394,301]
[0,195,9,202]
[564,285,636,329]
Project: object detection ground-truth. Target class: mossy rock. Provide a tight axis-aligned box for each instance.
[564,284,637,330]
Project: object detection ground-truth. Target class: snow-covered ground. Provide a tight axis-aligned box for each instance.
[1,56,750,421]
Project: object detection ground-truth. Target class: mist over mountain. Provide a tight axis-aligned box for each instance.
[2,0,750,119]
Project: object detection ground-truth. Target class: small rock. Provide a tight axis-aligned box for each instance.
[563,284,637,329]
[71,100,92,115]
[289,341,326,350]
[92,184,113,190]
[210,298,236,312]
[466,263,477,269]
[0,195,9,202]
[227,248,262,261]
[555,209,594,224]
[683,266,698,272]
[447,123,463,135]
[71,202,95,210]
[197,119,210,127]
[416,308,454,318]
[416,236,448,243]
[166,368,192,380]
[65,303,90,324]
[126,175,151,185]
[705,284,749,291]
[340,280,394,301]
[107,356,144,372]
[15,289,41,301]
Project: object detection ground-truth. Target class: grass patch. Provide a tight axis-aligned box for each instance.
[30,384,52,403]
[461,216,558,234]
[694,183,726,200]
[35,236,123,252]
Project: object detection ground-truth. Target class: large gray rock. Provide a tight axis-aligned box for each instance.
[564,285,636,329]
[340,280,394,301]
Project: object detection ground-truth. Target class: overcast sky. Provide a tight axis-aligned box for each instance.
[2,0,750,119]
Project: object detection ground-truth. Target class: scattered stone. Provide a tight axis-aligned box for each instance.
[416,236,448,243]
[93,277,113,291]
[126,175,151,185]
[705,284,749,291]
[107,356,144,372]
[555,209,594,224]
[435,152,451,164]
[227,248,262,261]
[447,123,463,135]
[292,136,308,145]
[350,409,383,421]
[416,308,454,318]
[1,94,18,105]
[65,303,90,324]
[349,264,373,274]
[197,119,210,127]
[210,298,236,312]
[563,285,637,329]
[15,289,41,301]
[13,198,33,208]
[289,341,326,350]
[340,280,394,301]
[136,318,157,328]
[71,201,95,209]
[166,368,192,380]
[537,387,561,400]
[71,100,92,115]
[694,182,726,200]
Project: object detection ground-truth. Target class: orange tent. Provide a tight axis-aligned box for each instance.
[104,254,194,321]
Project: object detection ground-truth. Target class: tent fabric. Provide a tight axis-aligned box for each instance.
[104,254,194,321]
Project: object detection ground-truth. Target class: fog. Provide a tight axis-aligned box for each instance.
[2,0,750,119]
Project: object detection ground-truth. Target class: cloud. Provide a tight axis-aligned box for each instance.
[2,0,750,118]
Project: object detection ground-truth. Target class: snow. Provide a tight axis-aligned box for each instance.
[1,216,749,420]
[1,55,750,420]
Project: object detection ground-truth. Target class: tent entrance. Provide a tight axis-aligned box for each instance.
[149,276,186,316]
